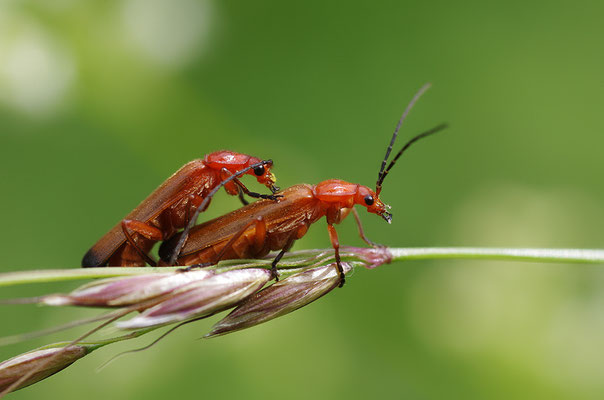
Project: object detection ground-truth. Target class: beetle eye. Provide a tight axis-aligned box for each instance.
[253,165,265,176]
[364,195,374,206]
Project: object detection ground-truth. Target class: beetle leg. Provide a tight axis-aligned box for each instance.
[177,262,213,272]
[351,207,383,247]
[233,178,282,201]
[178,217,266,273]
[184,193,203,225]
[122,220,164,240]
[270,237,296,282]
[218,167,243,196]
[238,186,250,206]
[206,216,267,265]
[121,220,162,267]
[176,215,263,272]
[327,223,345,287]
[220,167,281,201]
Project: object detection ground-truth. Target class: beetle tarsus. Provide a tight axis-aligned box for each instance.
[270,266,280,282]
[247,192,282,201]
[177,263,212,273]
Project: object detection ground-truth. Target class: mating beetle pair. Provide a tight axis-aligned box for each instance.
[82,84,446,286]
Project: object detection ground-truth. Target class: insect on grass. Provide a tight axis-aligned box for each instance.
[161,83,447,286]
[82,152,280,268]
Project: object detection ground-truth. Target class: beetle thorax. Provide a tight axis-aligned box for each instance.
[312,179,359,224]
[313,180,358,205]
[204,151,250,171]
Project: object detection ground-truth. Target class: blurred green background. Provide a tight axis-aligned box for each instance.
[1,0,604,399]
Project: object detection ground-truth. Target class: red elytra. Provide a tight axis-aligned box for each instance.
[82,151,279,268]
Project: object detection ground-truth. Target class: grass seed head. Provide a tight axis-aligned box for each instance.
[117,268,272,329]
[42,270,214,308]
[344,246,393,269]
[0,344,89,392]
[206,263,352,337]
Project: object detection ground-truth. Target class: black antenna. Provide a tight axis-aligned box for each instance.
[376,123,448,191]
[376,82,432,194]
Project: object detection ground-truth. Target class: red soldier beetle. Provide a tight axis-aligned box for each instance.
[82,152,280,268]
[160,83,447,287]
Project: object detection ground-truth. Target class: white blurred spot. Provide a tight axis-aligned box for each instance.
[121,0,214,69]
[0,19,75,117]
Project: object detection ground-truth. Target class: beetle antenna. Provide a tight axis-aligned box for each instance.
[376,83,432,194]
[376,123,448,193]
